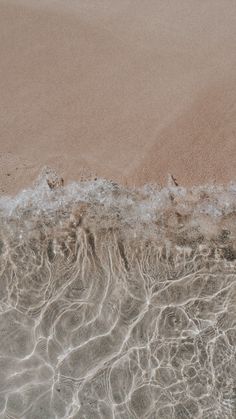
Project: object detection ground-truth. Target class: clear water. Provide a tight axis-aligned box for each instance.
[0,170,236,418]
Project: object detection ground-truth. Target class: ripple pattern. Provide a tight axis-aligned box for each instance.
[0,178,236,418]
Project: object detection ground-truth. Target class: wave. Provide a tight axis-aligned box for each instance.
[0,168,236,418]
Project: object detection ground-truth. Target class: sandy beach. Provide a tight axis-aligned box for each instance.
[0,0,236,194]
[1,3,236,417]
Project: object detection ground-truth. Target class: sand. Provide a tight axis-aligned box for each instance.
[1,4,236,414]
[0,0,236,195]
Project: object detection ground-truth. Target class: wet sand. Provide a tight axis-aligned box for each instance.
[0,0,236,195]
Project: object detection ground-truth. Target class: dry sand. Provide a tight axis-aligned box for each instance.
[0,0,236,194]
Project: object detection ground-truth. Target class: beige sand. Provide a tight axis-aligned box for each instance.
[0,0,236,195]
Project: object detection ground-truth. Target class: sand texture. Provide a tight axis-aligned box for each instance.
[0,0,236,195]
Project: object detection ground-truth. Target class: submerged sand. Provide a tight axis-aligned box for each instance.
[0,176,236,418]
[0,0,236,195]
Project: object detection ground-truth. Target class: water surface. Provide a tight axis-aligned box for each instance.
[0,173,236,418]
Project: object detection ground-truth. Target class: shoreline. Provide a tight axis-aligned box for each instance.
[1,1,236,195]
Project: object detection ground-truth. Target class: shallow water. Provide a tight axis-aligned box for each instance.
[0,171,236,418]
